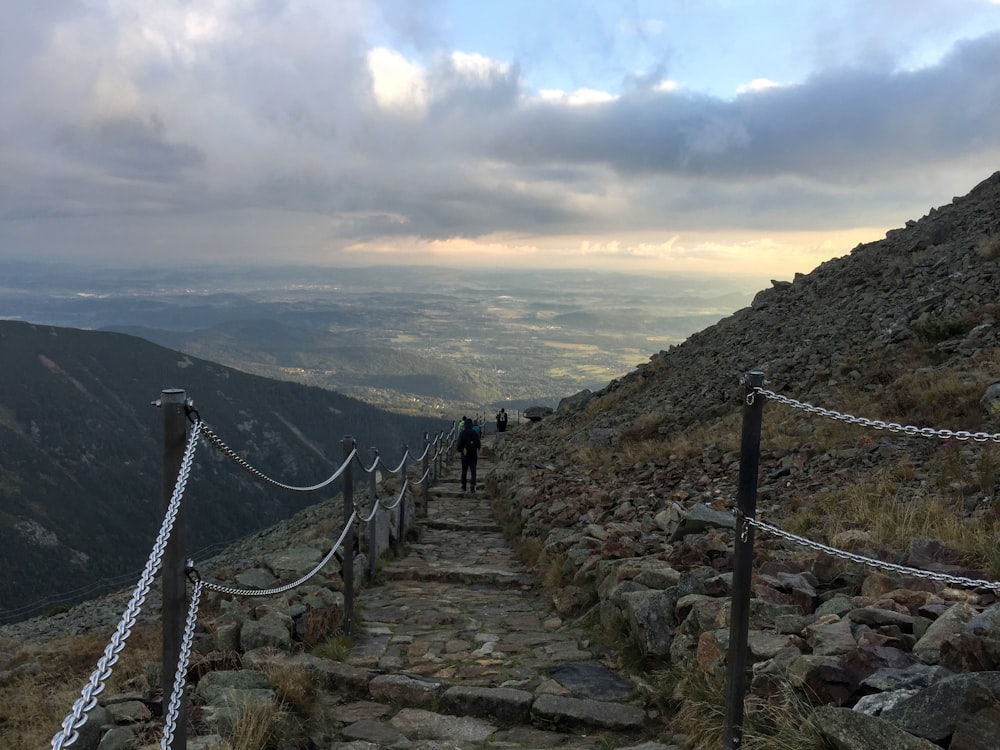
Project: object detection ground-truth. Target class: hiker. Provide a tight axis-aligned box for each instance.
[496,407,508,433]
[457,418,481,493]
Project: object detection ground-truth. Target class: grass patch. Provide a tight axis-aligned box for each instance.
[0,626,160,748]
[311,631,355,662]
[653,667,828,750]
[782,466,1000,579]
[226,699,290,750]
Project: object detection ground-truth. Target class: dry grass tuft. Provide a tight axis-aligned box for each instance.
[883,370,990,429]
[225,699,289,750]
[262,662,316,716]
[654,666,827,750]
[0,625,160,748]
[311,631,354,662]
[782,464,1000,579]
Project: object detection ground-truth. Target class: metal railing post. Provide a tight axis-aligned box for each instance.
[342,436,355,636]
[159,388,188,750]
[398,445,408,550]
[723,371,765,750]
[421,432,430,517]
[368,447,378,582]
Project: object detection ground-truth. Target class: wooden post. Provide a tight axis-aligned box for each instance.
[723,371,765,750]
[160,388,187,750]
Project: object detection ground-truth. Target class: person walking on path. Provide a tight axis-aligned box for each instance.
[496,407,508,433]
[457,418,481,493]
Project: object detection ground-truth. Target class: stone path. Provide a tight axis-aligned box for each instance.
[329,450,679,749]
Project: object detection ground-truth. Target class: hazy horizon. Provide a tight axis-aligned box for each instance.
[2,2,998,278]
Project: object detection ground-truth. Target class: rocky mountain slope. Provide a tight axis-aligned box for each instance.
[0,321,447,623]
[488,171,1000,747]
[2,172,998,748]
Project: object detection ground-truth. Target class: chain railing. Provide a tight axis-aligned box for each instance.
[751,386,1000,443]
[199,423,358,491]
[724,372,1000,749]
[160,578,203,750]
[47,399,453,750]
[745,382,1000,592]
[737,512,1000,592]
[51,423,200,750]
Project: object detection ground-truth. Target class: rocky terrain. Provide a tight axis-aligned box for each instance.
[486,171,1000,748]
[2,172,1000,748]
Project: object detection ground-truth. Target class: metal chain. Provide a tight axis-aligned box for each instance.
[51,423,200,749]
[754,387,1000,443]
[379,479,408,510]
[199,422,357,491]
[408,466,433,486]
[160,578,203,749]
[742,515,1000,592]
[201,511,357,597]
[381,449,410,475]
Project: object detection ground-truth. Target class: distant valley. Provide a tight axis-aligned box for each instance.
[0,263,762,415]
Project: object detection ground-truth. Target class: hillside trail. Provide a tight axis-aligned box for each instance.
[333,442,675,749]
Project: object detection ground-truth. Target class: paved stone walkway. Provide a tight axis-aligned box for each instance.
[329,451,679,749]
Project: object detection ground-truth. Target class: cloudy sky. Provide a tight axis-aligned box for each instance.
[2,0,1000,278]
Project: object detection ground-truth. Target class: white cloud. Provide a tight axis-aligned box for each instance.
[537,88,617,105]
[736,77,784,94]
[367,46,429,112]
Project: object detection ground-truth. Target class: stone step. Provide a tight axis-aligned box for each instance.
[272,655,673,748]
[378,562,536,588]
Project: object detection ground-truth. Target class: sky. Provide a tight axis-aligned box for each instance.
[2,0,1000,278]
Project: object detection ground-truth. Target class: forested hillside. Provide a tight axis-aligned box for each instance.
[0,320,448,622]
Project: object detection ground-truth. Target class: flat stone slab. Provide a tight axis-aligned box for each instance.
[548,662,635,701]
[390,707,498,743]
[531,694,647,731]
[440,685,534,723]
[369,673,445,707]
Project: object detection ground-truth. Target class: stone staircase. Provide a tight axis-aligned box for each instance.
[325,449,679,749]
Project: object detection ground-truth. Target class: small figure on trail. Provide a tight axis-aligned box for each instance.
[496,408,508,433]
[457,418,481,493]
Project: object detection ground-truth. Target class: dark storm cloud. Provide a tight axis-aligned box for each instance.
[485,32,1000,184]
[2,0,999,264]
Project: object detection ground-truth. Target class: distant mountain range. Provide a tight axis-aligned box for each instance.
[0,320,448,622]
[105,318,496,410]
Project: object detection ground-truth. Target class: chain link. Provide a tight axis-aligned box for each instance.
[51,423,200,749]
[160,579,203,749]
[754,387,1000,443]
[199,422,357,491]
[202,511,357,597]
[742,515,1000,592]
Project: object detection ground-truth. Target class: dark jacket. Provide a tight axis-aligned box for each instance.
[457,424,481,458]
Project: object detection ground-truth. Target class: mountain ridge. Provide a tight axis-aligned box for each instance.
[0,320,448,623]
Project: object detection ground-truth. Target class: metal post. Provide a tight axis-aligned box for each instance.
[398,445,408,551]
[159,388,187,750]
[723,371,765,750]
[342,436,354,636]
[421,432,430,517]
[368,447,378,582]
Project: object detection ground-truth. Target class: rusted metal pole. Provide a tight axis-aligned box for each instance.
[723,371,765,750]
[159,388,187,750]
